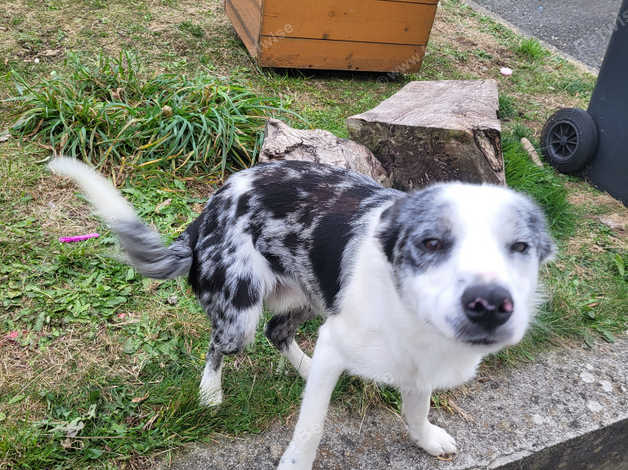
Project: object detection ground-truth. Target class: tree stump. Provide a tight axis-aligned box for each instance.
[346,80,504,191]
[258,118,390,186]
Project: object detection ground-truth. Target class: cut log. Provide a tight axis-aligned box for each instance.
[346,80,504,191]
[258,118,390,186]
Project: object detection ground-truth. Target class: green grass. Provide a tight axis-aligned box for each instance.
[1,320,307,469]
[554,75,596,97]
[498,94,517,121]
[0,158,311,468]
[498,130,625,362]
[516,38,549,61]
[177,21,205,39]
[7,52,293,178]
[503,131,575,240]
[0,0,626,468]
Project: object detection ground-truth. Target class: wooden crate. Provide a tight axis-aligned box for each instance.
[225,0,439,72]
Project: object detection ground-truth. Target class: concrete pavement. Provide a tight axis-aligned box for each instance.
[161,338,627,470]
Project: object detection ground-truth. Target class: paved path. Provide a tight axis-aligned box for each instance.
[161,339,627,470]
[467,0,623,69]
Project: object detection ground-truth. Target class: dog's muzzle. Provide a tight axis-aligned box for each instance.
[461,283,513,331]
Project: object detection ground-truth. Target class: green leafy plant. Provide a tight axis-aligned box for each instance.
[8,52,294,178]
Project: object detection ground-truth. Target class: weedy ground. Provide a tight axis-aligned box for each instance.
[0,0,626,468]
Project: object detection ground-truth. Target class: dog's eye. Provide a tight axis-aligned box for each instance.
[511,242,530,254]
[422,238,444,251]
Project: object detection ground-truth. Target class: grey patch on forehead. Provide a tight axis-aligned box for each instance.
[378,186,453,272]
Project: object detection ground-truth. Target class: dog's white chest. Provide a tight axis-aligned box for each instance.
[326,313,482,390]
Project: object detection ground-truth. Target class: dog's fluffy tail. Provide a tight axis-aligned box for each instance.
[49,157,192,279]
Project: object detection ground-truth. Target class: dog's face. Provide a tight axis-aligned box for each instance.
[380,183,555,351]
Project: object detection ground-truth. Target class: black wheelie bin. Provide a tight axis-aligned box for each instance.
[541,0,628,205]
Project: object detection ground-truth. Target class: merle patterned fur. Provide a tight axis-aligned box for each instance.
[112,160,553,377]
[178,161,401,369]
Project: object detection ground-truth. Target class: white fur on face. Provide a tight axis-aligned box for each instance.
[397,184,544,350]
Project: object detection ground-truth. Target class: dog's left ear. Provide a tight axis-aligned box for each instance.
[537,230,557,264]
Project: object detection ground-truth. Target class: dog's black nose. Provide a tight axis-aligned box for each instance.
[461,284,514,329]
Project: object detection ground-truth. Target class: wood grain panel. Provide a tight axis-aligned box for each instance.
[226,0,261,56]
[259,37,426,72]
[262,0,437,45]
[377,0,439,4]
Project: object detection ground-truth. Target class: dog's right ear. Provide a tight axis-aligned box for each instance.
[377,200,403,264]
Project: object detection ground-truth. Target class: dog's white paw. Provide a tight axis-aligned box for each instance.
[199,387,223,407]
[276,453,313,470]
[199,362,223,407]
[198,376,223,407]
[276,444,316,470]
[412,422,457,456]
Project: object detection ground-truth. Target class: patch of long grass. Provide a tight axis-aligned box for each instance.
[503,131,575,240]
[501,130,625,355]
[515,37,549,62]
[8,52,293,178]
[554,75,596,97]
[498,94,517,120]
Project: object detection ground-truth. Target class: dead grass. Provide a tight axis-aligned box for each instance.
[566,181,627,214]
[565,225,625,259]
[0,0,248,80]
[31,174,102,235]
[562,181,627,256]
[0,326,132,424]
[0,143,101,238]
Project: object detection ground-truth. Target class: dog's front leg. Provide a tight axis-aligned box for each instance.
[401,387,457,457]
[278,327,344,470]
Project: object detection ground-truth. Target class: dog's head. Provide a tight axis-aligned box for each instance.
[379,183,555,351]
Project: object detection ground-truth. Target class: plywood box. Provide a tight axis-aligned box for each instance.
[225,0,439,72]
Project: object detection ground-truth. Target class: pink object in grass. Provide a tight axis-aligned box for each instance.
[7,331,19,340]
[58,233,100,243]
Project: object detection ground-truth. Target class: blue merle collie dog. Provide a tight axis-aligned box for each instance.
[50,157,554,470]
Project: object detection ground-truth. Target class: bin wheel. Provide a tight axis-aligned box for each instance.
[540,108,598,173]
